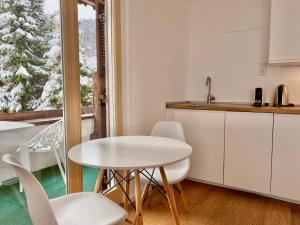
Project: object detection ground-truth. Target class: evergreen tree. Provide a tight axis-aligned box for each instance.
[35,13,94,110]
[34,14,63,110]
[29,0,51,101]
[79,47,94,107]
[0,0,49,112]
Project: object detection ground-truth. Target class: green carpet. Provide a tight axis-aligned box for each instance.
[0,166,98,225]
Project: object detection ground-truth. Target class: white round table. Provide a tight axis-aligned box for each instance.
[68,136,192,225]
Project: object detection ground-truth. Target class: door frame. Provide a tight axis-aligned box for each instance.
[106,0,123,137]
[61,0,83,193]
[60,0,123,193]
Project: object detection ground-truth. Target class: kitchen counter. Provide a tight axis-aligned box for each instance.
[166,101,300,114]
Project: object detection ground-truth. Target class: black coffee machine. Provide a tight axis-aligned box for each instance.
[254,87,263,107]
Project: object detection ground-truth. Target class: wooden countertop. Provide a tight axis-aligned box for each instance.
[166,101,300,114]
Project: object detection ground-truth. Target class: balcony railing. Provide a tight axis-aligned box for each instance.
[0,106,94,125]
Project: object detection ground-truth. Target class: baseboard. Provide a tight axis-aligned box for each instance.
[186,177,300,205]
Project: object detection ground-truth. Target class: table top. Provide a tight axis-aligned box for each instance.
[68,136,192,170]
[0,121,34,132]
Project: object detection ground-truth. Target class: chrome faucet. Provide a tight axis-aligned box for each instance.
[206,76,215,104]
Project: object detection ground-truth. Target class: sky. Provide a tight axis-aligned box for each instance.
[44,0,95,19]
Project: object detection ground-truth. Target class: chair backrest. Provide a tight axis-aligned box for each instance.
[151,121,190,170]
[2,154,59,225]
[28,119,64,152]
[151,121,186,142]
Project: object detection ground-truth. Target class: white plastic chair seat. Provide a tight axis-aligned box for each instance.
[140,159,189,185]
[51,192,127,225]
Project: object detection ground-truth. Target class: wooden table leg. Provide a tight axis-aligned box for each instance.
[134,169,143,225]
[94,169,106,193]
[132,182,150,224]
[124,170,130,211]
[148,185,153,208]
[159,167,180,225]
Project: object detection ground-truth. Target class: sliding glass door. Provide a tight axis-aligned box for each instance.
[0,0,66,224]
[0,0,116,223]
[77,1,108,192]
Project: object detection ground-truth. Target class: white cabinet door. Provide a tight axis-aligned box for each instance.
[269,0,300,64]
[272,114,300,201]
[224,112,273,194]
[171,110,225,184]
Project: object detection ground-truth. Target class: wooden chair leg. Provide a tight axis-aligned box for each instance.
[176,182,189,212]
[170,184,179,215]
[134,169,143,225]
[141,183,150,204]
[147,185,153,208]
[159,167,180,225]
[94,169,105,193]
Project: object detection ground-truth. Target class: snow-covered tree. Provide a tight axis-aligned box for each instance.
[35,13,94,110]
[78,20,95,107]
[79,47,94,107]
[0,1,94,112]
[0,0,50,112]
[34,14,62,110]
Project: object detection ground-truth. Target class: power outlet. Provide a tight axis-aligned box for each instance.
[259,63,267,76]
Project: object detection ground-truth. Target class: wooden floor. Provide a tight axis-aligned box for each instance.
[121,180,300,225]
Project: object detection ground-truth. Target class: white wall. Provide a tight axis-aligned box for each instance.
[186,0,300,104]
[121,0,300,135]
[121,0,188,135]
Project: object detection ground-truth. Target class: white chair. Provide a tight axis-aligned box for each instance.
[19,120,66,184]
[2,154,127,225]
[140,121,190,211]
